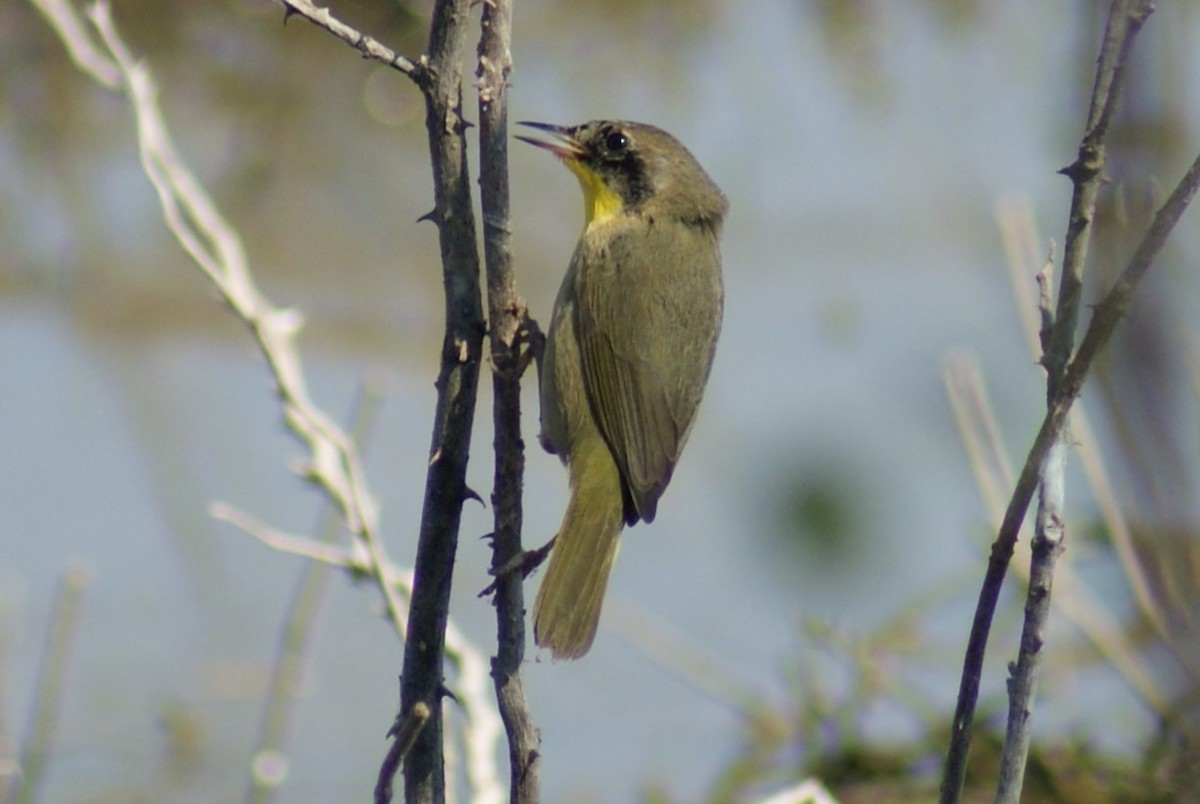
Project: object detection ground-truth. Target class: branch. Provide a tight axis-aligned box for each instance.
[277,0,425,83]
[9,567,89,804]
[998,200,1174,646]
[1045,0,1154,397]
[995,439,1067,802]
[243,383,384,803]
[386,0,489,801]
[944,350,1169,716]
[212,502,371,570]
[28,0,119,88]
[940,2,1198,801]
[476,0,542,800]
[32,2,502,800]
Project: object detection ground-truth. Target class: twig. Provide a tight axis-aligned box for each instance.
[1045,0,1153,398]
[476,0,542,801]
[246,382,385,804]
[7,567,89,804]
[270,2,504,799]
[211,503,367,570]
[943,354,1168,715]
[27,0,119,89]
[81,0,404,611]
[278,0,424,81]
[995,439,1067,802]
[376,702,433,803]
[940,2,1168,801]
[389,0,489,800]
[998,200,1173,646]
[33,1,502,800]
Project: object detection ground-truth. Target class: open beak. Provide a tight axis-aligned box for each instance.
[515,121,587,160]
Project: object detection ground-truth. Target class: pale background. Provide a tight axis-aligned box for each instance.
[3,1,1199,801]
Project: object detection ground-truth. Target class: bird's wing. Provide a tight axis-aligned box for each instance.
[575,217,723,524]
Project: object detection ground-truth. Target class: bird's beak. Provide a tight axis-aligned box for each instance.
[515,121,586,160]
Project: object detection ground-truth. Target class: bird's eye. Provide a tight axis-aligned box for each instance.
[604,131,629,153]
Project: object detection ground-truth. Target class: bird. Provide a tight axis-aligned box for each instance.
[516,119,727,659]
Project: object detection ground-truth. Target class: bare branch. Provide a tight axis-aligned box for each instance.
[476,0,542,800]
[995,439,1067,803]
[8,567,89,804]
[1046,0,1156,397]
[33,3,503,800]
[278,0,425,82]
[28,0,120,89]
[376,703,433,804]
[943,353,1169,716]
[941,2,1182,801]
[83,0,416,631]
[386,0,491,799]
[211,502,369,570]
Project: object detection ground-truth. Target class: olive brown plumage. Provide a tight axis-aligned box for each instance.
[517,120,727,659]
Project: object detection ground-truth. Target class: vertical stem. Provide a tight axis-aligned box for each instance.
[1046,0,1151,399]
[248,384,384,804]
[8,568,88,804]
[940,3,1159,800]
[393,0,485,801]
[995,441,1067,803]
[477,1,542,801]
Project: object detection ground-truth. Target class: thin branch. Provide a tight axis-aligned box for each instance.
[83,0,417,630]
[1060,148,1200,400]
[1003,18,1160,789]
[943,354,1168,715]
[376,702,433,802]
[390,0,488,800]
[940,2,1166,801]
[28,0,120,89]
[999,200,1174,647]
[212,502,369,570]
[246,382,385,804]
[1045,0,1154,398]
[476,0,542,801]
[277,0,424,82]
[34,2,502,800]
[7,567,89,804]
[996,439,1067,803]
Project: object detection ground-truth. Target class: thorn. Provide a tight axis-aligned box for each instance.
[478,536,556,598]
[463,486,485,507]
[416,208,438,224]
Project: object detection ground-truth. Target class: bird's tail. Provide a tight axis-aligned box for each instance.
[533,432,625,660]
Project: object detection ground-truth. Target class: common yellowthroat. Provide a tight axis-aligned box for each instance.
[517,120,727,659]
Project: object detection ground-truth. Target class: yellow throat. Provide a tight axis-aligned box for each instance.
[566,159,624,227]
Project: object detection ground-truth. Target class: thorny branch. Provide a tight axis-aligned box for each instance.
[31,2,503,802]
[939,1,1200,802]
[476,0,542,800]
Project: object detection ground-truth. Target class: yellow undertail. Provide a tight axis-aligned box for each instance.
[533,430,625,660]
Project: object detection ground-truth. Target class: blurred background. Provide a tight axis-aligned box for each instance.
[2,0,1199,801]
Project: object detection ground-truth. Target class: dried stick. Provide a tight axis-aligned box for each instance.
[476,0,542,800]
[941,2,1178,801]
[33,1,502,800]
[993,149,1200,803]
[246,382,385,804]
[373,0,487,800]
[943,352,1167,715]
[6,568,89,804]
[278,0,422,79]
[278,3,506,799]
